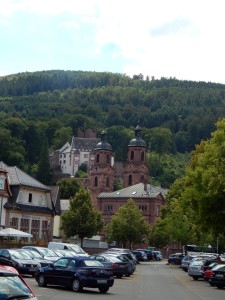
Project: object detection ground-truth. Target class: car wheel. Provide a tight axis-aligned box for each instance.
[193,276,199,280]
[37,274,47,287]
[116,274,123,278]
[72,278,83,292]
[216,285,224,289]
[125,272,131,277]
[99,287,109,293]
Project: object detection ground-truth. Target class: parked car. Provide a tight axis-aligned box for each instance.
[0,249,41,276]
[48,242,89,257]
[180,255,196,272]
[168,253,184,265]
[34,256,114,293]
[131,250,148,262]
[188,259,205,280]
[208,264,225,289]
[104,248,137,264]
[152,251,163,261]
[0,265,38,299]
[137,249,153,260]
[90,254,130,278]
[203,262,222,281]
[52,249,78,257]
[22,246,60,261]
[102,252,136,275]
[20,249,54,267]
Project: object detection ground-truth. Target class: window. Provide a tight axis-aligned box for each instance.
[106,177,110,187]
[84,154,88,158]
[94,176,98,187]
[139,205,147,211]
[41,220,49,240]
[31,219,40,241]
[106,205,113,212]
[10,218,19,229]
[130,151,134,161]
[106,154,110,163]
[140,175,144,182]
[0,178,4,190]
[128,175,132,186]
[96,154,99,163]
[28,193,32,203]
[156,205,160,217]
[20,218,30,232]
[141,151,145,161]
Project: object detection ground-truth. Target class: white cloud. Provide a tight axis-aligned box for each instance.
[1,0,225,83]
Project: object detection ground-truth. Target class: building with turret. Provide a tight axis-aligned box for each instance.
[89,125,166,227]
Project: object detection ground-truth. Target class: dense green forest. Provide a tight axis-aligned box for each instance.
[1,70,225,186]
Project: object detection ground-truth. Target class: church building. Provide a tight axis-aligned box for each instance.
[89,125,167,226]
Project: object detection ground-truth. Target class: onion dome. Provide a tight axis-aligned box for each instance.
[128,124,147,148]
[94,130,112,151]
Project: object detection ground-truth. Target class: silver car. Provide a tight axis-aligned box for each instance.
[188,259,204,280]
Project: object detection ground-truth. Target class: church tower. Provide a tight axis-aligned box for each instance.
[123,124,149,187]
[89,130,115,208]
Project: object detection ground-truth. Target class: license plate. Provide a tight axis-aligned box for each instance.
[216,274,223,278]
[97,280,107,284]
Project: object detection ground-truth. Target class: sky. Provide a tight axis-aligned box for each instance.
[1,0,225,84]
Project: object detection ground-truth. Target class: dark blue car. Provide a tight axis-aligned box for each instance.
[34,256,114,293]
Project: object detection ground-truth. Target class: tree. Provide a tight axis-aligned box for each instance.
[51,126,73,150]
[56,177,80,199]
[182,119,225,236]
[105,198,150,249]
[61,186,104,247]
[36,139,52,185]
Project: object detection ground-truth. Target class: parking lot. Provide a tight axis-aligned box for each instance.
[25,260,225,300]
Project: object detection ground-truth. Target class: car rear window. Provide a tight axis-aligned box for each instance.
[83,260,104,267]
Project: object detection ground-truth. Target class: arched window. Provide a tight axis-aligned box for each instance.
[94,176,98,187]
[106,154,110,164]
[128,175,132,186]
[130,151,134,161]
[141,151,145,161]
[106,177,110,187]
[96,154,100,163]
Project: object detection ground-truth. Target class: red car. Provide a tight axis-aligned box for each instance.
[205,263,225,284]
[0,265,38,299]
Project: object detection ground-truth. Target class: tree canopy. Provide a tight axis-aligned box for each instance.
[105,198,150,249]
[60,186,104,247]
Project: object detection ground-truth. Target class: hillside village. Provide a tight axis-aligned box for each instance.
[0,124,166,247]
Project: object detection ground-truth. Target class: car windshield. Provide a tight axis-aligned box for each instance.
[16,251,33,260]
[10,250,28,259]
[25,250,43,259]
[38,248,59,257]
[69,246,86,254]
[0,276,32,299]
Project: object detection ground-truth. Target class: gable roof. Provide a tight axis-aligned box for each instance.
[0,161,51,191]
[98,183,167,199]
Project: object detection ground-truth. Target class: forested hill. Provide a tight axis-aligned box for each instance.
[1,70,225,186]
[0,70,224,96]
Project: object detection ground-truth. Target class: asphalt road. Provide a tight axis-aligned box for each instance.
[26,260,225,300]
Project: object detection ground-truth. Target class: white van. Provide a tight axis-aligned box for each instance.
[48,242,89,257]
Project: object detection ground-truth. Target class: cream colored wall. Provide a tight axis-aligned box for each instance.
[53,215,61,237]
